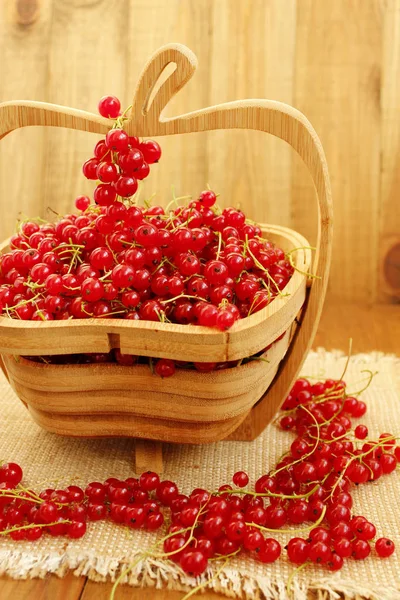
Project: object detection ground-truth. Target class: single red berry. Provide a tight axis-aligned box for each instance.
[353,539,371,560]
[125,506,145,529]
[327,553,344,571]
[105,128,129,152]
[355,424,368,439]
[155,359,175,378]
[215,309,235,331]
[380,454,397,474]
[156,480,179,506]
[135,161,150,180]
[354,520,376,541]
[139,471,160,492]
[65,485,85,504]
[25,527,43,541]
[139,140,161,164]
[87,503,107,521]
[375,537,395,558]
[308,541,332,564]
[145,512,164,530]
[243,527,264,552]
[180,550,208,576]
[115,176,138,198]
[226,520,247,542]
[286,538,309,564]
[94,139,109,160]
[82,158,99,180]
[94,184,116,206]
[379,433,396,450]
[98,96,121,119]
[68,521,87,539]
[118,149,144,174]
[0,462,23,487]
[198,190,216,208]
[97,161,119,184]
[38,501,58,523]
[203,515,225,539]
[75,195,91,211]
[232,471,249,488]
[10,529,26,541]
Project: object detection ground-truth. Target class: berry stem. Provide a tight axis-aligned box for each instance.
[180,557,231,600]
[286,562,309,599]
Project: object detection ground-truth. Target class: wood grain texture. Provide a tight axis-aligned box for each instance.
[206,0,297,227]
[0,572,85,600]
[0,0,52,241]
[1,300,398,600]
[81,582,224,599]
[293,0,382,303]
[134,439,164,474]
[379,0,400,300]
[0,0,397,302]
[42,0,130,219]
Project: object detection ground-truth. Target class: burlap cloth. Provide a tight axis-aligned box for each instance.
[0,349,399,599]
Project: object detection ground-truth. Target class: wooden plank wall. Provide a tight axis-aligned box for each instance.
[0,0,399,303]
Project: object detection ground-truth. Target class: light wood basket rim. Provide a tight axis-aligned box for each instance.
[0,223,310,338]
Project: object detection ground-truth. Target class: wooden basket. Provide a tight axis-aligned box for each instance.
[0,44,332,471]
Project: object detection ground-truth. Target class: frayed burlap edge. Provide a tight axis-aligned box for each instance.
[1,549,399,600]
[1,349,400,600]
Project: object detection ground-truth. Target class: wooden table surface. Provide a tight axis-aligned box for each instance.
[1,300,399,600]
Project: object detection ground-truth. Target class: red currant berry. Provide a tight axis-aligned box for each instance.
[155,359,176,378]
[105,128,129,152]
[75,195,91,211]
[198,190,216,208]
[180,550,208,576]
[82,158,99,180]
[98,96,121,119]
[375,537,395,558]
[232,471,249,488]
[115,176,138,198]
[139,140,162,164]
[97,161,119,184]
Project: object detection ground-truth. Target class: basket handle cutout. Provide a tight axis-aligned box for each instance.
[129,43,197,125]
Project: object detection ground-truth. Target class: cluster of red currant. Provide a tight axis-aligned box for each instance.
[82,96,162,205]
[0,96,293,329]
[0,376,396,579]
[0,199,292,327]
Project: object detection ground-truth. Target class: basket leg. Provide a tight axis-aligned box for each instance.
[134,439,163,475]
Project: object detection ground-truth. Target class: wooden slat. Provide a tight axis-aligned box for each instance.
[0,573,388,600]
[379,0,400,300]
[0,573,85,600]
[207,0,297,226]
[0,0,52,239]
[292,0,382,302]
[124,0,212,204]
[81,581,224,600]
[42,0,130,218]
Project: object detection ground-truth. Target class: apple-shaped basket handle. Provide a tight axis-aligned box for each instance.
[0,43,333,437]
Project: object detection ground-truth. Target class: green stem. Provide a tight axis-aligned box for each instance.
[180,557,232,600]
[286,562,309,599]
[246,504,326,536]
[270,406,320,477]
